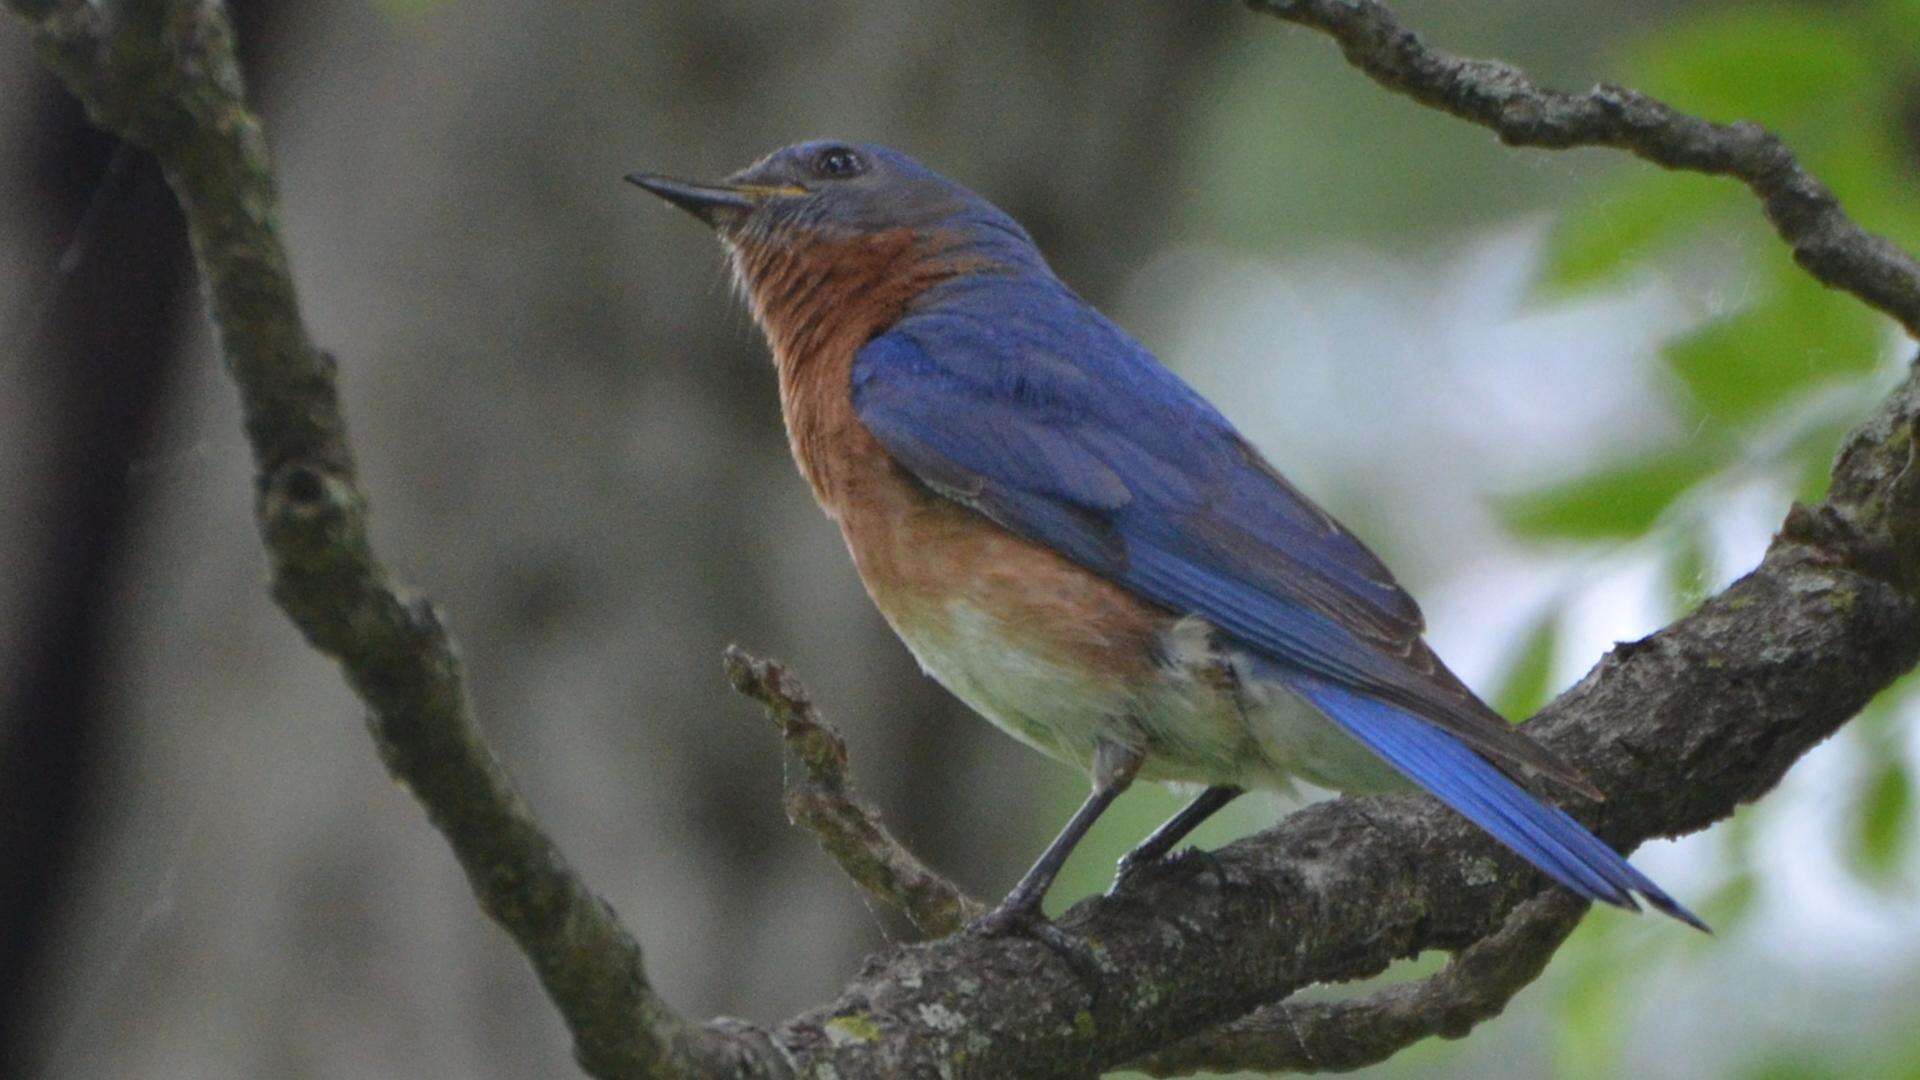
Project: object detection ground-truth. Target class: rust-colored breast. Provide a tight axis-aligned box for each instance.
[732,227,931,514]
[728,226,1167,682]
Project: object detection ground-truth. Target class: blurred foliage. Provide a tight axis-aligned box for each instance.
[1498,444,1725,540]
[1662,264,1884,424]
[1537,4,1916,460]
[1527,2,1920,542]
[1508,4,1920,1078]
[1182,9,1616,252]
[1848,681,1918,888]
[1550,914,1631,1080]
[1491,610,1561,720]
[1854,755,1912,881]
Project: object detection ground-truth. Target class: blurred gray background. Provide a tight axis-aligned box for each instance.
[5,2,1918,1078]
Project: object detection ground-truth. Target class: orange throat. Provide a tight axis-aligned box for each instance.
[726,227,963,514]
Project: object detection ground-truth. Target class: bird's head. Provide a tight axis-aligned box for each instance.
[628,140,995,244]
[629,142,1041,358]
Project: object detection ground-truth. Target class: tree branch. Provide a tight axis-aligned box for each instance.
[1132,892,1587,1075]
[724,646,987,936]
[12,0,1920,1077]
[1247,0,1920,340]
[3,3,769,1077]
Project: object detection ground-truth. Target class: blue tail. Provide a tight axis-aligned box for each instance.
[1288,675,1707,932]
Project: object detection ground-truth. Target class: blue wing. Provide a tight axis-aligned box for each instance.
[853,282,1592,795]
[851,283,1705,923]
[1287,672,1705,929]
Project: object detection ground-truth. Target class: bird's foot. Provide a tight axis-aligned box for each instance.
[1109,845,1164,892]
[1174,846,1233,892]
[1109,844,1230,896]
[965,898,1053,941]
[964,901,1102,984]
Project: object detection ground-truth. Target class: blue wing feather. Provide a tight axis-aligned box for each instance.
[855,289,1426,649]
[1287,674,1706,929]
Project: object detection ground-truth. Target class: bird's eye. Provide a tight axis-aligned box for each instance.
[811,146,866,180]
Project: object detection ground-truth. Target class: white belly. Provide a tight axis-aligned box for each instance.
[894,601,1404,796]
[894,600,1130,771]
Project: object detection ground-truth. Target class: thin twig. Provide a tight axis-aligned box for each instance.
[724,646,987,936]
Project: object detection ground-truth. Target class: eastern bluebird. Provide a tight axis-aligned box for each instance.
[629,141,1703,936]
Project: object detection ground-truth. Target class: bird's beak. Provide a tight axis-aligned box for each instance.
[624,173,804,229]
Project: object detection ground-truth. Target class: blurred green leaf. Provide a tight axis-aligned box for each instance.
[1537,174,1730,295]
[1496,445,1722,540]
[1813,122,1920,255]
[1623,8,1875,126]
[1541,8,1899,301]
[1551,919,1626,1080]
[1850,756,1912,884]
[1663,535,1713,617]
[1664,268,1885,426]
[1792,418,1854,505]
[1875,0,1920,42]
[1492,611,1560,721]
[1699,870,1758,930]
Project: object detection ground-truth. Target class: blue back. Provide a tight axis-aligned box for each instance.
[854,269,1583,784]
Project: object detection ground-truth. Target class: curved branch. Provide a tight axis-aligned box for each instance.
[1247,0,1920,339]
[724,646,987,936]
[3,3,764,1077]
[1132,892,1587,1075]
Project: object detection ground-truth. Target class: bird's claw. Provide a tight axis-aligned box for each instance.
[964,903,1102,983]
[1175,846,1232,891]
[965,900,1048,940]
[1110,847,1159,891]
[1108,844,1230,897]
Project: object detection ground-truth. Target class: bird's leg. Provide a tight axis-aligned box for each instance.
[968,739,1142,939]
[1112,784,1244,889]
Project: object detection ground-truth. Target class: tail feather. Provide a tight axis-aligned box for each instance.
[1289,675,1708,932]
